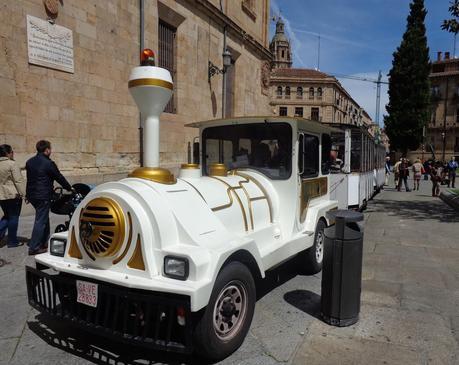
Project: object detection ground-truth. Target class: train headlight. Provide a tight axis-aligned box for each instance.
[164,256,189,280]
[50,238,67,257]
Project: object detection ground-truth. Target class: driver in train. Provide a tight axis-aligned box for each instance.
[330,145,343,171]
[251,140,271,167]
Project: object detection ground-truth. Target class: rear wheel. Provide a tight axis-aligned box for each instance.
[193,262,255,361]
[300,219,326,275]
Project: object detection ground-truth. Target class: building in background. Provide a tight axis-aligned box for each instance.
[269,18,373,129]
[0,0,271,183]
[420,51,459,161]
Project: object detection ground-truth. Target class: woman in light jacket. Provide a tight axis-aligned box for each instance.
[0,144,25,247]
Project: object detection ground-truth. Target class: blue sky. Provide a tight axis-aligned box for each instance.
[269,0,455,126]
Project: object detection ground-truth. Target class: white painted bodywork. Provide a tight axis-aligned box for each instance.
[36,117,338,312]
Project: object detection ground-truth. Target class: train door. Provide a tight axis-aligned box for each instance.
[329,131,348,209]
[348,129,361,208]
[297,132,328,223]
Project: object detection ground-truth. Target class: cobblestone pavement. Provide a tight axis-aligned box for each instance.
[0,179,458,365]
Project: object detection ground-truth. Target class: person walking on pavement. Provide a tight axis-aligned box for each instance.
[26,140,74,255]
[447,156,457,188]
[430,162,441,197]
[0,144,25,248]
[384,156,391,186]
[393,158,402,188]
[397,157,411,192]
[412,158,424,191]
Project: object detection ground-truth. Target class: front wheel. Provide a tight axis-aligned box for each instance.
[193,262,255,361]
[300,219,326,275]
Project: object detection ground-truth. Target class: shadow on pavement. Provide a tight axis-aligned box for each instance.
[27,316,206,365]
[27,255,315,365]
[366,198,459,223]
[283,290,322,320]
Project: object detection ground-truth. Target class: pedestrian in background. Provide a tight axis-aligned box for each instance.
[393,158,402,188]
[430,162,441,197]
[0,144,25,248]
[384,156,391,186]
[26,140,73,255]
[447,156,457,188]
[397,157,411,192]
[412,158,424,191]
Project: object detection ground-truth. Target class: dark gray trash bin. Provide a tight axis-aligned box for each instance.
[321,210,364,327]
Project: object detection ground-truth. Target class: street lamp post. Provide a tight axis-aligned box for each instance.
[442,77,449,162]
[207,36,233,163]
[442,131,446,162]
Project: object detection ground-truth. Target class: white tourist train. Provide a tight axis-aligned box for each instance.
[25,51,380,360]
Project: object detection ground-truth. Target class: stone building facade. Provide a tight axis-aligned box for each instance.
[419,52,459,161]
[0,0,271,183]
[269,18,372,129]
[270,68,371,128]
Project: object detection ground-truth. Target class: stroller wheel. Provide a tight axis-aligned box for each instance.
[55,224,67,233]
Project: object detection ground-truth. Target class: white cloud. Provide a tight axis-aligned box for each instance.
[337,72,389,127]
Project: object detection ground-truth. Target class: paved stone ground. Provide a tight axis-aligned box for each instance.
[0,179,458,365]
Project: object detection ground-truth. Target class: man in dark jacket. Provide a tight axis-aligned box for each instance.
[397,157,411,192]
[26,140,73,255]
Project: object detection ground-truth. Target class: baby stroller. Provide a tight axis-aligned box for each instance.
[51,183,91,233]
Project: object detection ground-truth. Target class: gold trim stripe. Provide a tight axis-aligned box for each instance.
[233,171,273,224]
[112,212,133,265]
[68,227,82,259]
[128,78,173,90]
[127,235,145,271]
[180,179,207,203]
[300,177,328,223]
[209,176,249,232]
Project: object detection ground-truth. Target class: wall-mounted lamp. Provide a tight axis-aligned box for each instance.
[208,49,232,83]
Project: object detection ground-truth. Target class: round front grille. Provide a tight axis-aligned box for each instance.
[79,197,125,258]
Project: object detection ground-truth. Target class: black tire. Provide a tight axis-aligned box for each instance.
[193,262,256,361]
[300,219,326,275]
[55,224,67,233]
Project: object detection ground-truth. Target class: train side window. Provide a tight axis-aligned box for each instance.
[321,134,332,175]
[299,133,319,178]
[330,132,345,173]
[351,130,361,172]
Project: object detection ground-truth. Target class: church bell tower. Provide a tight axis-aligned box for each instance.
[270,17,292,69]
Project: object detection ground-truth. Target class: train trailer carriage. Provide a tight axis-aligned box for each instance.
[328,126,386,210]
[25,56,339,361]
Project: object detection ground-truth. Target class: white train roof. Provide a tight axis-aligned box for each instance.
[186,116,341,134]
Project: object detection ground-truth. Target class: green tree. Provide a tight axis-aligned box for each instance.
[384,0,431,154]
[442,0,459,34]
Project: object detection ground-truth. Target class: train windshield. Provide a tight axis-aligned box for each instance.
[202,123,292,179]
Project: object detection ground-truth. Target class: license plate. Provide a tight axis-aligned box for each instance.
[76,280,98,307]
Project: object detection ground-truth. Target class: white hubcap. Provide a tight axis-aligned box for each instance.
[316,231,324,263]
[213,280,248,341]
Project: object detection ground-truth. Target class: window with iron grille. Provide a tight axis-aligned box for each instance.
[295,107,303,117]
[158,20,176,113]
[279,107,288,116]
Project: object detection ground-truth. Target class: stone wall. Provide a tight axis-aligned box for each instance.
[0,0,271,180]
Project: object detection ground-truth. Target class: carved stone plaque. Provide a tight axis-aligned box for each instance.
[26,15,74,73]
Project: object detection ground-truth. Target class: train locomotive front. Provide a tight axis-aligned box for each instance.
[26,50,338,360]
